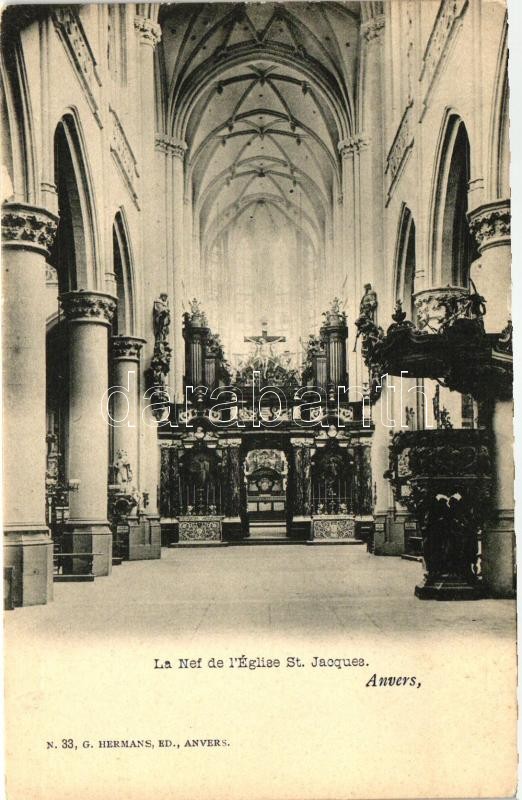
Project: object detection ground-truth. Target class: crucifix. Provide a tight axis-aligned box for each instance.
[244,318,286,350]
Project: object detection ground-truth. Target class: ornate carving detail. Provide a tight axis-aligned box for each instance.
[53,7,102,127]
[155,135,187,160]
[496,319,513,354]
[361,15,385,42]
[338,135,367,159]
[46,264,58,284]
[148,294,172,389]
[60,290,116,324]
[385,428,491,599]
[110,449,133,487]
[302,334,326,384]
[414,286,469,332]
[420,0,468,116]
[359,283,378,323]
[386,101,413,201]
[354,285,382,401]
[468,200,511,250]
[2,203,59,256]
[185,298,208,327]
[313,517,355,540]
[134,15,161,48]
[179,517,222,542]
[110,108,140,208]
[323,297,347,327]
[432,283,486,334]
[111,335,145,360]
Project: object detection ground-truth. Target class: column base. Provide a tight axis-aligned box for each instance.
[222,517,244,541]
[127,516,161,561]
[481,510,516,598]
[289,515,312,540]
[373,511,405,555]
[160,518,179,547]
[63,522,112,577]
[415,576,483,601]
[3,527,53,607]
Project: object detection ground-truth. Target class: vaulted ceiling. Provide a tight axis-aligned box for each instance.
[157,3,363,261]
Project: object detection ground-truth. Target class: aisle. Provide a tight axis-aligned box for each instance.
[5,546,515,643]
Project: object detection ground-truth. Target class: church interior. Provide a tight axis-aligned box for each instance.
[1,0,514,614]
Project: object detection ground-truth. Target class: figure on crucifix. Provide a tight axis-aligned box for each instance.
[235,318,299,389]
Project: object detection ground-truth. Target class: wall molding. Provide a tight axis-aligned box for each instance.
[53,7,103,129]
[110,107,140,209]
[419,0,469,121]
[385,101,414,205]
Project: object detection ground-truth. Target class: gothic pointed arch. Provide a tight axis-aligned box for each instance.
[488,15,509,199]
[394,204,416,320]
[112,208,137,336]
[50,111,100,291]
[0,38,38,203]
[429,112,476,287]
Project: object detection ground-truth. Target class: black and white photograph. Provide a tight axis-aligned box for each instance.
[1,1,518,798]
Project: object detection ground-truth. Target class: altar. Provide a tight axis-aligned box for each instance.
[158,300,374,546]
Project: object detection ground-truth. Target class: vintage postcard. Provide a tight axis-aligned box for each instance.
[1,1,517,798]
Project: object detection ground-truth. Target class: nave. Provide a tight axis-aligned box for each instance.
[5,545,515,641]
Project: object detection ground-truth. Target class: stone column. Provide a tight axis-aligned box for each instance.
[371,378,401,555]
[481,399,515,597]
[468,200,514,596]
[61,290,116,576]
[338,138,366,399]
[468,199,511,333]
[360,15,385,295]
[110,336,145,486]
[171,141,187,402]
[2,203,59,606]
[134,14,162,520]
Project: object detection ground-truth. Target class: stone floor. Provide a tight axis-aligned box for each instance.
[6,544,516,643]
[5,545,517,800]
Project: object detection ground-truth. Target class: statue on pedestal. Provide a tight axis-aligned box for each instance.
[153,293,170,342]
[111,449,133,487]
[148,294,172,396]
[359,283,378,322]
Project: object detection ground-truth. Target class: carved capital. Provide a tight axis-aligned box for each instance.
[338,135,367,159]
[61,290,117,326]
[2,203,59,256]
[134,15,161,48]
[111,335,146,360]
[468,199,511,251]
[361,15,385,42]
[155,135,187,160]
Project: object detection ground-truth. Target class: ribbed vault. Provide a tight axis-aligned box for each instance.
[157,2,362,359]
